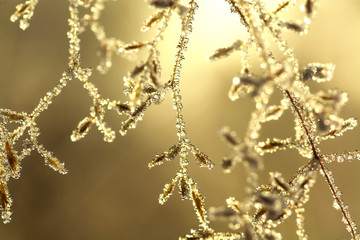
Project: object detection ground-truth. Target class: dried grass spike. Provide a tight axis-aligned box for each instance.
[0,155,4,176]
[273,0,291,14]
[119,42,148,53]
[0,182,12,224]
[256,138,292,155]
[254,207,267,221]
[338,117,357,133]
[119,118,136,136]
[130,62,147,78]
[149,0,175,8]
[149,59,161,87]
[303,0,317,16]
[226,197,241,214]
[254,191,287,221]
[159,174,179,205]
[12,3,30,17]
[270,172,290,192]
[179,176,191,200]
[44,152,68,175]
[115,103,131,115]
[148,144,180,168]
[207,40,242,61]
[0,109,27,122]
[148,152,167,169]
[196,153,214,169]
[141,10,166,32]
[143,85,157,94]
[220,126,240,147]
[283,21,305,33]
[131,101,148,119]
[167,144,181,160]
[35,144,67,174]
[243,151,263,171]
[175,3,189,18]
[191,184,209,226]
[71,117,93,142]
[190,147,214,169]
[319,118,357,140]
[10,0,38,30]
[229,75,267,99]
[302,63,335,82]
[221,156,235,173]
[5,141,20,177]
[314,89,348,118]
[262,104,287,122]
[208,206,237,221]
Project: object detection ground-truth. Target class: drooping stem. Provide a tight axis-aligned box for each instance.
[167,0,211,230]
[168,0,197,167]
[285,90,357,240]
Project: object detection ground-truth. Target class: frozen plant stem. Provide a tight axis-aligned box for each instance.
[207,0,359,240]
[168,0,212,230]
[286,90,357,239]
[1,0,360,239]
[236,1,358,238]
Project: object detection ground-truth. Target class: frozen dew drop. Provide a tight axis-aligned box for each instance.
[19,20,29,30]
[233,77,240,85]
[336,155,344,163]
[333,199,341,211]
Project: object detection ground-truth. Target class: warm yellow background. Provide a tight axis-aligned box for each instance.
[1,0,360,239]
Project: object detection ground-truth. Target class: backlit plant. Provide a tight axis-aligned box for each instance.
[1,0,359,239]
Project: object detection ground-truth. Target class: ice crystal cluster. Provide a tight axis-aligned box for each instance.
[1,0,359,239]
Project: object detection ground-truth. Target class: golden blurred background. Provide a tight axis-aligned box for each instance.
[0,0,360,239]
